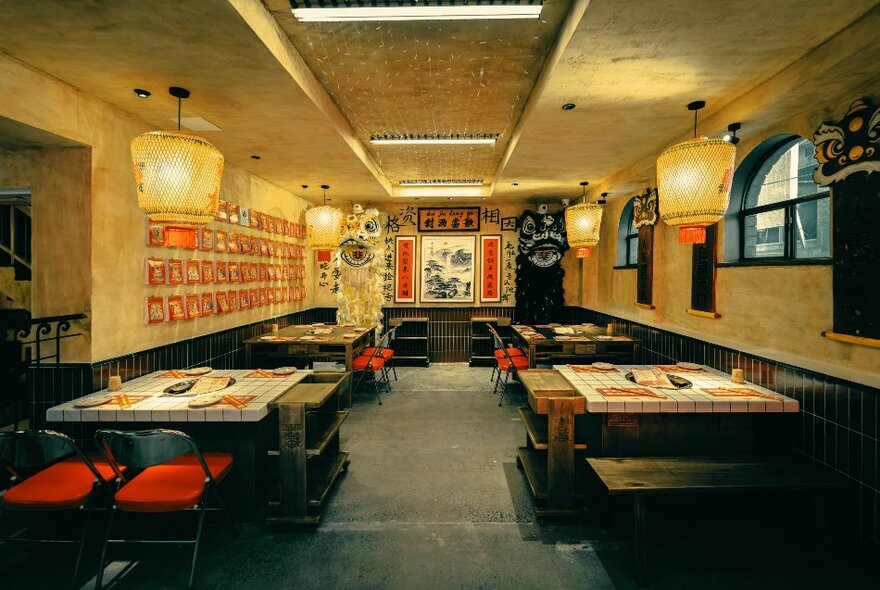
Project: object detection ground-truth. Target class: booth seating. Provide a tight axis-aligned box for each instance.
[0,430,119,590]
[94,429,236,590]
[586,456,845,586]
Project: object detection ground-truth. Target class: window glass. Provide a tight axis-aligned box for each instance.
[746,139,828,209]
[741,137,830,260]
[615,197,638,267]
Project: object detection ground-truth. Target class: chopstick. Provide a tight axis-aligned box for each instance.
[712,387,783,401]
[222,394,247,409]
[114,394,132,409]
[602,387,666,399]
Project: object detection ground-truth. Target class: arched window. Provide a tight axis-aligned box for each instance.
[615,197,638,268]
[740,137,830,261]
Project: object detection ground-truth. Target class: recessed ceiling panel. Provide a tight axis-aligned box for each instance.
[265,0,572,186]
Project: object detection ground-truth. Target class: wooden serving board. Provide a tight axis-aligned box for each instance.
[270,383,338,409]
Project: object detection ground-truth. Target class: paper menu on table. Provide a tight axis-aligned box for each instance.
[188,377,231,395]
[630,368,674,388]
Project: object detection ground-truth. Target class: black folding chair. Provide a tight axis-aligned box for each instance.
[352,330,393,405]
[0,430,117,589]
[490,329,528,406]
[94,429,237,590]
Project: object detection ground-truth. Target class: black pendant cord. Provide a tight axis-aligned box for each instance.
[321,184,330,206]
[177,97,181,131]
[693,108,697,138]
[580,180,589,205]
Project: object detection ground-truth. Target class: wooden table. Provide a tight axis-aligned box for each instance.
[243,324,375,372]
[555,364,798,456]
[268,372,351,524]
[587,456,843,585]
[46,369,313,518]
[515,369,586,520]
[511,324,639,368]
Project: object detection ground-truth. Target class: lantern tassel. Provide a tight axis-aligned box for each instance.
[576,247,592,258]
[678,226,707,244]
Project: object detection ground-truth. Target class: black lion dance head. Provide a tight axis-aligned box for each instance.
[515,210,569,324]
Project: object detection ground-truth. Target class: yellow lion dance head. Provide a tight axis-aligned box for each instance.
[339,204,382,268]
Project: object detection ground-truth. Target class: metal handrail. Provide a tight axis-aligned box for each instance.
[14,313,87,367]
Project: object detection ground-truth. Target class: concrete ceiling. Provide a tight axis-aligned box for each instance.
[0,0,877,204]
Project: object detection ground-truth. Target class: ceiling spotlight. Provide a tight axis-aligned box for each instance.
[724,122,742,145]
[512,182,519,186]
[133,88,151,99]
[291,0,544,22]
[301,184,309,189]
[250,155,261,160]
[561,198,570,207]
[562,103,576,110]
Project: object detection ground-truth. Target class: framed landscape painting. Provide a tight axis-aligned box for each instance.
[419,235,475,303]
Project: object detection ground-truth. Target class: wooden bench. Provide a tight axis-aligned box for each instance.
[586,456,845,586]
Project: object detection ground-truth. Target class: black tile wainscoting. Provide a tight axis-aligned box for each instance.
[28,305,879,572]
[573,306,880,572]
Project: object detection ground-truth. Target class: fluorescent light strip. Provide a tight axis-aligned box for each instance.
[292,4,543,22]
[371,137,497,146]
[399,180,484,186]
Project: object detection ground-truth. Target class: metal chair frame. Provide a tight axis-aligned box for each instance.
[383,324,399,382]
[353,330,392,405]
[0,430,110,590]
[489,328,522,406]
[93,429,237,590]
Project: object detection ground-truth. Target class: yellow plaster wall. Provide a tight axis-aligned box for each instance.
[583,110,880,389]
[313,202,579,309]
[0,53,314,363]
[0,147,92,362]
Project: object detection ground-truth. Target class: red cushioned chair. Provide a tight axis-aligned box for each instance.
[0,430,118,589]
[486,323,524,383]
[360,324,399,382]
[352,330,392,405]
[93,429,236,590]
[490,329,528,406]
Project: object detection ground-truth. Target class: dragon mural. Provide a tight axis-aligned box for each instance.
[336,204,384,332]
[515,209,569,324]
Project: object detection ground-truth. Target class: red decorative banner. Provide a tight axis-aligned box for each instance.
[480,235,501,303]
[395,236,416,303]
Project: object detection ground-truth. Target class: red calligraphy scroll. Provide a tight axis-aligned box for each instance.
[481,235,501,303]
[395,236,416,303]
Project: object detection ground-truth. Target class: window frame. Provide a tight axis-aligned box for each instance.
[737,137,832,264]
[614,197,639,270]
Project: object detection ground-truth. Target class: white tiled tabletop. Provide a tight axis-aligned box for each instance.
[553,364,799,414]
[46,369,312,423]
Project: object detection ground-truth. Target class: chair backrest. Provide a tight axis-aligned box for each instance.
[486,323,517,370]
[95,429,211,481]
[0,430,103,482]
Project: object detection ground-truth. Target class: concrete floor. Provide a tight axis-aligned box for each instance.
[0,364,875,589]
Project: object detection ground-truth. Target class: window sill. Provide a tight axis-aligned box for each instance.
[613,265,638,270]
[717,258,832,268]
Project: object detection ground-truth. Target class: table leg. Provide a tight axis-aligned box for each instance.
[345,344,353,372]
[633,494,648,586]
[278,403,307,521]
[529,344,536,369]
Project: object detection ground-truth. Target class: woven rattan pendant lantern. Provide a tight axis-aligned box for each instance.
[306,185,343,262]
[131,87,224,248]
[656,101,736,244]
[565,181,604,258]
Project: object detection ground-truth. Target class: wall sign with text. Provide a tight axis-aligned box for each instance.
[394,236,416,303]
[417,207,481,232]
[480,235,501,303]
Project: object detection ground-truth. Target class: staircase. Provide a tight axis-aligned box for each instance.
[0,194,31,428]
